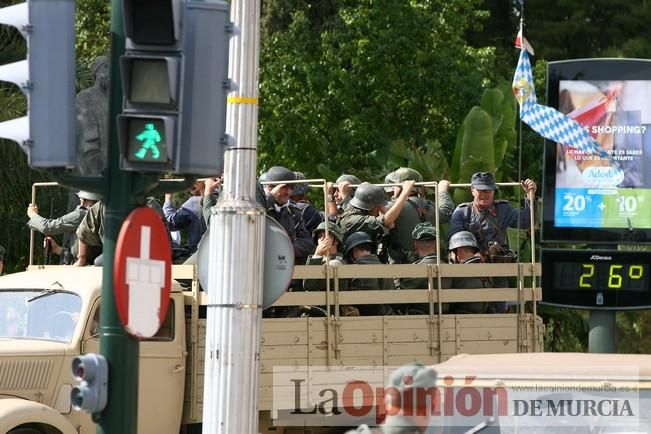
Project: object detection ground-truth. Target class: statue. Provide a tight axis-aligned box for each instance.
[76,56,109,176]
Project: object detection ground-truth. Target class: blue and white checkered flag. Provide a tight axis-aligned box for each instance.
[512,49,618,164]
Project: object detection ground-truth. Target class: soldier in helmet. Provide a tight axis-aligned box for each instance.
[342,231,393,316]
[27,190,102,264]
[398,223,450,314]
[291,171,324,233]
[345,363,440,434]
[447,231,488,314]
[261,166,314,265]
[385,168,454,264]
[326,173,362,220]
[383,170,400,199]
[448,172,536,311]
[338,181,415,246]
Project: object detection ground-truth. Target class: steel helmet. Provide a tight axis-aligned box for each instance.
[383,171,399,193]
[291,171,309,197]
[393,167,423,183]
[262,166,295,183]
[343,231,375,257]
[312,222,344,246]
[448,231,480,251]
[336,174,361,185]
[349,183,387,211]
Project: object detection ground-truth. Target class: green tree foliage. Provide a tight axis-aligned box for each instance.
[259,0,496,175]
[75,0,110,86]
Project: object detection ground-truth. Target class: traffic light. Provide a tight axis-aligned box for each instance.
[0,0,77,168]
[71,353,109,413]
[118,0,231,175]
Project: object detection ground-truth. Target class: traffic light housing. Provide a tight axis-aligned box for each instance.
[0,0,77,168]
[118,0,231,175]
[71,353,109,413]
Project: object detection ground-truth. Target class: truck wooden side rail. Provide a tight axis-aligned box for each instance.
[180,262,544,427]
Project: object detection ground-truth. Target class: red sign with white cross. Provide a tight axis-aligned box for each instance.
[114,207,172,339]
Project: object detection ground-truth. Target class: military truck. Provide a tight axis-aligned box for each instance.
[0,258,542,434]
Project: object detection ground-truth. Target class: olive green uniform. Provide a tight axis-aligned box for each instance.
[337,207,387,243]
[76,201,104,247]
[386,192,454,264]
[27,206,87,259]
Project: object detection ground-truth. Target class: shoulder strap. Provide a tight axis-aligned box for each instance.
[462,202,472,229]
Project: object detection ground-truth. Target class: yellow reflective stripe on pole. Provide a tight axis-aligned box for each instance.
[227,96,258,104]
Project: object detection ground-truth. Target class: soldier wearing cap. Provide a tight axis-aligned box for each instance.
[448,172,536,256]
[291,171,324,233]
[398,222,450,314]
[385,168,455,264]
[345,363,440,434]
[27,190,102,264]
[448,172,536,312]
[338,180,416,247]
[447,231,488,314]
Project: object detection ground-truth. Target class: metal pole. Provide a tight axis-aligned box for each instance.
[203,1,265,433]
[96,1,139,432]
[589,310,616,353]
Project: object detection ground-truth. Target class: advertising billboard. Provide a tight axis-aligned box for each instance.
[543,59,651,243]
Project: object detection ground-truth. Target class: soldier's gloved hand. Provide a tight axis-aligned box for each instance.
[438,179,450,193]
[27,203,39,218]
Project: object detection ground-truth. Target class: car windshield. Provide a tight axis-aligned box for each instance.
[0,289,82,343]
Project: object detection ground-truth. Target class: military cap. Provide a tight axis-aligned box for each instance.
[412,222,437,241]
[471,172,497,191]
[77,191,102,201]
[312,222,344,245]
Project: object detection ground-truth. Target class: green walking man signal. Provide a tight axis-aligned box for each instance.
[134,123,161,160]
